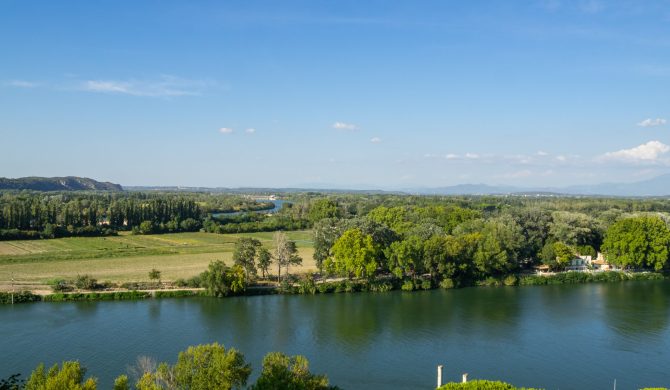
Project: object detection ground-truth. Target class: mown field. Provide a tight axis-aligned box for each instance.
[0,231,315,291]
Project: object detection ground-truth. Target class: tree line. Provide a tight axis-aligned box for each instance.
[310,199,670,289]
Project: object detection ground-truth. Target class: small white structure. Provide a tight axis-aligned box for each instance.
[592,252,615,271]
[565,255,592,271]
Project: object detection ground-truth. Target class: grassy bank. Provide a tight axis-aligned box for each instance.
[518,270,665,286]
[2,271,666,304]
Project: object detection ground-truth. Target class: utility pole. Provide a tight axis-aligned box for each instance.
[11,272,14,305]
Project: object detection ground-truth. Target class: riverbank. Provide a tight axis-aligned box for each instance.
[2,270,666,304]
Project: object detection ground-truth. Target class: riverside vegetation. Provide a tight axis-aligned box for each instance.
[2,192,670,300]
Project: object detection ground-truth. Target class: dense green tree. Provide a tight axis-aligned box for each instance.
[328,228,379,279]
[257,247,272,279]
[312,218,347,272]
[459,217,524,276]
[549,211,602,248]
[307,199,341,224]
[232,237,262,282]
[171,343,251,390]
[385,235,424,278]
[200,261,247,297]
[509,208,552,262]
[251,352,332,390]
[541,242,575,270]
[367,206,412,234]
[602,216,670,271]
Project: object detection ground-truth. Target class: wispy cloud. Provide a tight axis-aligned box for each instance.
[219,127,234,134]
[332,122,358,131]
[637,118,667,127]
[82,75,210,97]
[601,140,670,162]
[370,137,382,144]
[245,128,256,134]
[5,80,39,88]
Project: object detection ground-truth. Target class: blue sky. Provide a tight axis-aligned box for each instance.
[1,0,670,189]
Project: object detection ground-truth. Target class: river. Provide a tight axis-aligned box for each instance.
[211,199,288,217]
[2,281,670,389]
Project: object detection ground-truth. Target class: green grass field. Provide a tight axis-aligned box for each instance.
[0,231,315,291]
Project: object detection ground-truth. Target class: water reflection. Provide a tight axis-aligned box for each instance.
[2,281,670,390]
[601,281,670,339]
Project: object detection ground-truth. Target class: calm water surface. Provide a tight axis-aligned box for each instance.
[2,282,670,389]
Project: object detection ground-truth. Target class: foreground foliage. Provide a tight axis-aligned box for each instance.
[17,343,334,390]
[437,379,540,390]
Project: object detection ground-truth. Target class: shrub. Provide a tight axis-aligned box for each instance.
[437,379,540,389]
[503,275,518,286]
[297,275,317,295]
[420,279,433,290]
[479,277,501,287]
[369,281,393,292]
[49,279,72,292]
[440,278,455,289]
[317,282,335,294]
[0,291,41,304]
[75,274,99,290]
[401,279,415,291]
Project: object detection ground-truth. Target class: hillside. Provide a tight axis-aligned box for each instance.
[0,176,123,191]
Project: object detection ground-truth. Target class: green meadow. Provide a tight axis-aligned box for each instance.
[0,231,315,291]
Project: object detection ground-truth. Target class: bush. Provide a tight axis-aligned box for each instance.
[317,282,335,293]
[49,279,72,292]
[75,274,99,290]
[420,279,433,290]
[503,275,518,286]
[479,277,501,287]
[0,291,41,304]
[401,279,415,291]
[43,291,151,302]
[368,280,393,292]
[297,275,317,295]
[154,290,201,298]
[439,278,455,289]
[437,379,540,389]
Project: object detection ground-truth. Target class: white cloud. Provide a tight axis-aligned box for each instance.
[445,153,459,160]
[536,150,549,156]
[556,155,567,162]
[370,137,382,144]
[464,153,479,159]
[332,122,358,131]
[245,128,256,134]
[82,75,208,97]
[637,118,667,127]
[601,140,670,162]
[6,80,39,88]
[219,127,234,134]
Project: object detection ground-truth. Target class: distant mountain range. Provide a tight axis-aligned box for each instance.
[0,176,123,191]
[411,174,670,197]
[3,174,670,196]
